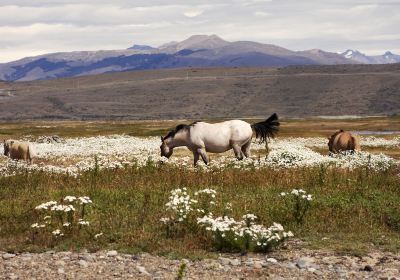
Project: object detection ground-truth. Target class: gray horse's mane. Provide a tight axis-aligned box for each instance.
[164,121,199,139]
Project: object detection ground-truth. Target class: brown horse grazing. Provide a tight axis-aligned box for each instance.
[3,140,35,163]
[328,130,361,153]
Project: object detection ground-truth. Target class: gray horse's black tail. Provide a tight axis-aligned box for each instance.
[251,113,280,143]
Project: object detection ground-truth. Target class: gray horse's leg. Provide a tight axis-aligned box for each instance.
[193,151,200,166]
[232,144,244,160]
[197,148,209,165]
[241,141,251,158]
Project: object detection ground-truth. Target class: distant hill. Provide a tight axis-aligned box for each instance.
[0,64,399,120]
[127,45,156,51]
[0,35,357,82]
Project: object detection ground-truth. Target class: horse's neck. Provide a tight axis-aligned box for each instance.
[169,131,189,148]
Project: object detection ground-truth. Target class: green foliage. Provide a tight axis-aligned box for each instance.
[175,262,187,280]
[0,165,399,256]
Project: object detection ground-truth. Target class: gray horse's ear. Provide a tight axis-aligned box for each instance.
[160,136,164,141]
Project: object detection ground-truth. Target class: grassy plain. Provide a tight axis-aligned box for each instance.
[0,117,399,257]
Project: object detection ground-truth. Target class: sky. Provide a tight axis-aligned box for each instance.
[0,0,399,63]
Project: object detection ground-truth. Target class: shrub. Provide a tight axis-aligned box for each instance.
[197,214,293,253]
[31,195,93,242]
[280,189,312,225]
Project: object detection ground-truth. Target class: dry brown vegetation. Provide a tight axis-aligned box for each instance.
[0,116,399,138]
[0,64,399,120]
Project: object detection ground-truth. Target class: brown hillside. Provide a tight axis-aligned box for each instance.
[0,64,399,120]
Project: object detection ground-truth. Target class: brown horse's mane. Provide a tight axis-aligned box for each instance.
[329,129,344,140]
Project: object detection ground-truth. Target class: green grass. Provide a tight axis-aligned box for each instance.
[1,164,399,257]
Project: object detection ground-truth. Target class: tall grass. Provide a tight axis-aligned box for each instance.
[0,164,399,257]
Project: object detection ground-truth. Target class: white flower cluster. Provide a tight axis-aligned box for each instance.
[194,189,217,197]
[197,214,293,250]
[78,196,92,205]
[78,219,90,226]
[64,196,76,202]
[242,213,257,221]
[162,187,219,223]
[51,204,75,212]
[35,201,58,210]
[52,229,64,237]
[330,151,395,171]
[31,195,93,238]
[280,189,312,201]
[160,188,294,251]
[159,217,171,224]
[31,223,46,229]
[360,136,400,148]
[165,188,197,222]
[197,215,238,233]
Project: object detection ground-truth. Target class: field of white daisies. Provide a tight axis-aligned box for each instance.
[0,135,399,177]
[0,133,400,256]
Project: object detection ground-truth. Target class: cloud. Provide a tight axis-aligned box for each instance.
[254,11,270,17]
[0,0,399,62]
[184,9,204,18]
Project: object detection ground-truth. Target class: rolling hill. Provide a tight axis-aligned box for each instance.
[0,64,399,120]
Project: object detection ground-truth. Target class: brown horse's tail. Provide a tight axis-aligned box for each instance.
[351,135,361,151]
[27,144,33,164]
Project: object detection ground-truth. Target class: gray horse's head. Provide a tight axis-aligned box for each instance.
[160,136,173,159]
[160,124,189,159]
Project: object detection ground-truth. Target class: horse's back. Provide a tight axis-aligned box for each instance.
[190,120,252,152]
[330,131,360,152]
[226,120,252,140]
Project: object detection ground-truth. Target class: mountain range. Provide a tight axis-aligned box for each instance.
[340,49,400,64]
[0,35,399,82]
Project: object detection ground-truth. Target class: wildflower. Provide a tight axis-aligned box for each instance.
[35,201,57,210]
[78,196,92,205]
[52,229,63,236]
[160,217,171,224]
[94,233,103,239]
[51,204,75,212]
[78,219,89,226]
[242,214,257,221]
[63,222,71,227]
[64,196,77,202]
[31,223,45,228]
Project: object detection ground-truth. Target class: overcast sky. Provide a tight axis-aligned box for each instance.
[1,0,399,62]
